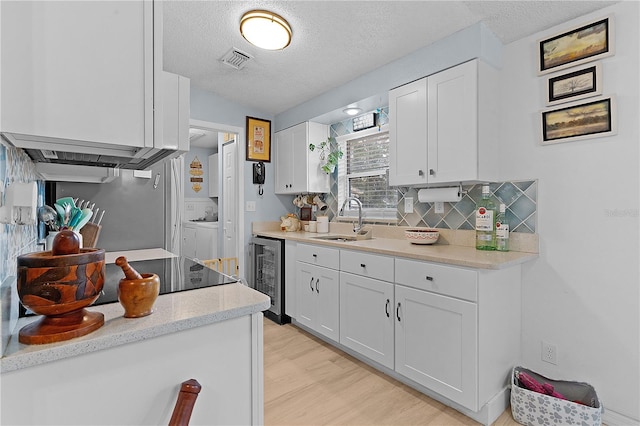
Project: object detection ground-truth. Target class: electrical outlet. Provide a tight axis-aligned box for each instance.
[404,197,414,213]
[435,201,444,214]
[542,341,557,365]
[186,202,195,212]
[246,201,256,212]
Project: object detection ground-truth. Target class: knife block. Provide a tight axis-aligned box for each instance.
[80,223,102,248]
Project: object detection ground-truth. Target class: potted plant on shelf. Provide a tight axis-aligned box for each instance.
[309,136,343,174]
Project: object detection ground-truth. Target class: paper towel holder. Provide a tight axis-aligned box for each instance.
[417,183,467,203]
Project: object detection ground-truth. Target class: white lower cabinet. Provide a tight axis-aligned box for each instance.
[394,284,477,410]
[339,272,394,369]
[182,222,218,260]
[296,244,340,341]
[286,241,521,422]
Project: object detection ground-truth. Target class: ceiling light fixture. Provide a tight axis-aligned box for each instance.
[240,10,292,50]
[343,107,362,116]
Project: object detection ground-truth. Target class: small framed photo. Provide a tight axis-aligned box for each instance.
[546,63,602,106]
[246,116,271,162]
[538,15,614,75]
[541,96,616,145]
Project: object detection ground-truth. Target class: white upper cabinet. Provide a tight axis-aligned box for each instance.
[274,122,330,194]
[389,78,429,186]
[1,1,160,148]
[389,59,499,186]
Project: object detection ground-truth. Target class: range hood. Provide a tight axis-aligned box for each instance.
[2,132,183,171]
[34,163,120,184]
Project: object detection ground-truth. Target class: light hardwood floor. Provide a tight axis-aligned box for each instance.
[264,320,519,426]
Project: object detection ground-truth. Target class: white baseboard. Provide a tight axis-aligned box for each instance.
[603,408,640,426]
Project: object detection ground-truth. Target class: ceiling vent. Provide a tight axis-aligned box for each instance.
[221,47,253,70]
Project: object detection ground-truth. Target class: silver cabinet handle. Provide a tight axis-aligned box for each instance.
[426,276,434,281]
[429,169,435,176]
[418,170,424,176]
[385,299,390,318]
[315,278,319,293]
[309,277,314,291]
[396,302,401,322]
[360,263,366,268]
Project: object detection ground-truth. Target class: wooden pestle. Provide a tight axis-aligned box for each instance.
[115,256,143,280]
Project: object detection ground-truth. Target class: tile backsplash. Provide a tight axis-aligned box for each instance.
[1,140,41,354]
[324,108,537,233]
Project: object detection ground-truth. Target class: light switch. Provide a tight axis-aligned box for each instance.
[404,197,413,213]
[246,201,256,212]
[435,202,444,214]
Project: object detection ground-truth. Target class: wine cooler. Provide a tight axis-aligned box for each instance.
[249,236,290,324]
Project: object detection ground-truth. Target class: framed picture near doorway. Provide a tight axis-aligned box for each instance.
[246,116,271,162]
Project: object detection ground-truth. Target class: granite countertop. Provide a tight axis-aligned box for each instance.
[253,222,538,270]
[1,249,270,373]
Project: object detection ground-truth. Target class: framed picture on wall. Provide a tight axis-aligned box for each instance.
[246,116,271,162]
[546,63,602,106]
[538,15,614,75]
[541,96,616,145]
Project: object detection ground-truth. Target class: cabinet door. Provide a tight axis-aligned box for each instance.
[314,266,340,342]
[395,285,478,410]
[289,123,309,194]
[1,1,152,147]
[296,262,317,330]
[306,122,330,193]
[182,226,197,259]
[389,78,428,186]
[340,272,394,368]
[427,60,478,183]
[274,127,295,193]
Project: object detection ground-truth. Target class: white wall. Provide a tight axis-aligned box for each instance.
[499,3,639,422]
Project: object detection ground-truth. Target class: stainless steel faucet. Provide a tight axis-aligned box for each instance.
[340,197,363,233]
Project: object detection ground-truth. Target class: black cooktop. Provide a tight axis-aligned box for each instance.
[95,256,237,306]
[19,256,238,317]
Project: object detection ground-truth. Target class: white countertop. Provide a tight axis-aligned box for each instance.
[1,249,270,373]
[254,223,538,270]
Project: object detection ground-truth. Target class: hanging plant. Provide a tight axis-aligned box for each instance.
[309,136,343,174]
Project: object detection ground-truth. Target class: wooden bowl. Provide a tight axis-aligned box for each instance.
[118,273,160,318]
[16,248,105,344]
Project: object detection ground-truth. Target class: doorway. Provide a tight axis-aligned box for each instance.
[176,119,245,276]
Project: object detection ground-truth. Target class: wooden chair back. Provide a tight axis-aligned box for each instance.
[169,379,201,426]
[202,257,239,276]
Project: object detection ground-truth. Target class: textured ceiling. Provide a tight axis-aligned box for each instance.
[163,1,616,118]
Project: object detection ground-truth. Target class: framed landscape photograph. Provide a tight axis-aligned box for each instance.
[246,116,271,162]
[538,16,614,75]
[541,96,616,145]
[546,63,602,106]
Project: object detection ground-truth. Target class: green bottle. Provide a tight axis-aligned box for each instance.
[495,203,509,252]
[475,184,496,250]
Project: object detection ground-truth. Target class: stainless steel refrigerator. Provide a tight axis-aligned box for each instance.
[48,160,175,253]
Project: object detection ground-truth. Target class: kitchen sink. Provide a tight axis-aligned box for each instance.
[312,235,358,242]
[311,229,373,242]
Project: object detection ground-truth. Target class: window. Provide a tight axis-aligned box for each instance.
[337,124,398,220]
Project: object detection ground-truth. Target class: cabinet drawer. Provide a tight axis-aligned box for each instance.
[340,250,394,282]
[395,258,477,302]
[297,243,340,269]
